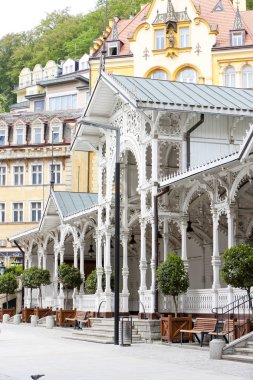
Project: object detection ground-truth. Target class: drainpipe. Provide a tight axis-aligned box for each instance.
[186,114,204,170]
[154,186,170,314]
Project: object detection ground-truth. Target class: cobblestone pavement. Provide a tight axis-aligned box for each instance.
[0,324,252,380]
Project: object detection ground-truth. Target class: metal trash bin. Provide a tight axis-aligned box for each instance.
[119,316,132,346]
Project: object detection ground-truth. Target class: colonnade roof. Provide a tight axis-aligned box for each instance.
[53,191,98,219]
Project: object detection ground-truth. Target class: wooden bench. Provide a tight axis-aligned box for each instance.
[180,317,217,347]
[65,311,90,329]
[209,319,234,343]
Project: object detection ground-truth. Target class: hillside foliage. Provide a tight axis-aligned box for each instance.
[0,0,150,111]
[0,0,252,111]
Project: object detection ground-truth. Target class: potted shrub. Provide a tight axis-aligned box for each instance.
[0,272,18,308]
[21,267,51,307]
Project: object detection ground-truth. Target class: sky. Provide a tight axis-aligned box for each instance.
[0,0,98,38]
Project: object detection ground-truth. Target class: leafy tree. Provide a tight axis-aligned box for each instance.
[84,269,114,294]
[0,273,18,308]
[58,263,82,308]
[221,244,253,309]
[5,265,23,277]
[21,267,51,307]
[157,253,189,317]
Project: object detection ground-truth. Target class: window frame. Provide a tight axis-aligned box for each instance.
[0,166,6,186]
[224,66,236,87]
[231,31,245,47]
[177,68,199,83]
[30,201,42,222]
[0,203,5,223]
[179,27,190,48]
[155,29,165,50]
[0,129,6,146]
[50,163,61,185]
[150,70,168,80]
[13,165,24,186]
[15,127,25,145]
[12,202,23,223]
[242,65,253,88]
[31,164,43,185]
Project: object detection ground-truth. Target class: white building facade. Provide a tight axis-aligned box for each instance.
[12,73,253,317]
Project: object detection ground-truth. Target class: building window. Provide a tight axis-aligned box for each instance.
[49,94,77,111]
[31,202,42,222]
[155,30,165,50]
[231,31,244,47]
[177,68,199,83]
[32,165,42,185]
[34,128,42,144]
[13,166,24,186]
[0,167,6,186]
[34,100,45,112]
[107,42,119,56]
[0,130,5,145]
[13,203,23,222]
[242,65,253,88]
[52,127,60,143]
[224,66,236,87]
[16,128,24,144]
[180,27,190,48]
[50,164,61,184]
[0,203,5,223]
[150,70,168,80]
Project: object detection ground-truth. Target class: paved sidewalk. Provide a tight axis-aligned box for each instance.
[0,324,252,380]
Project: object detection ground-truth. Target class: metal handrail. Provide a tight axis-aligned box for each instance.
[212,292,253,343]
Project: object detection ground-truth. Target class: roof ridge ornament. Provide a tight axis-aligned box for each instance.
[233,5,243,30]
[111,16,120,41]
[166,0,177,22]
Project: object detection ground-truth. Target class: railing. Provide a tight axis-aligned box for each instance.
[212,292,253,342]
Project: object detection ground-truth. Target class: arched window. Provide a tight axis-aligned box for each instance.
[224,66,235,87]
[242,65,253,88]
[176,68,199,83]
[150,70,168,80]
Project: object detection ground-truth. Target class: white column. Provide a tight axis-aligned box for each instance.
[42,253,47,270]
[122,233,129,294]
[73,243,78,268]
[151,220,156,292]
[104,231,112,293]
[163,220,169,261]
[181,217,188,270]
[96,234,103,294]
[38,249,43,268]
[139,220,147,291]
[227,208,235,248]
[80,242,85,277]
[58,247,65,302]
[212,210,221,289]
[152,138,159,182]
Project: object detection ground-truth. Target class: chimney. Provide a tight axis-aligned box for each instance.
[233,0,246,11]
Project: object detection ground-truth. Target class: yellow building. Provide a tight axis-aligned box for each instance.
[89,0,253,90]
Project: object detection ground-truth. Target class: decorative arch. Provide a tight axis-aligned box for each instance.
[60,225,79,248]
[173,64,202,82]
[230,166,251,202]
[182,183,213,213]
[128,22,150,42]
[107,136,142,199]
[144,66,171,80]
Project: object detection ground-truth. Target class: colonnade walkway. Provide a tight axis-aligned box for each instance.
[0,324,252,380]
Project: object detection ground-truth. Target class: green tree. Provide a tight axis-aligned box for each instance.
[0,273,18,308]
[21,267,51,307]
[221,244,253,309]
[5,265,23,277]
[58,263,82,308]
[157,253,189,317]
[84,269,114,294]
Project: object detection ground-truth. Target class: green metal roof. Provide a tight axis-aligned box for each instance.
[109,74,253,113]
[53,192,98,218]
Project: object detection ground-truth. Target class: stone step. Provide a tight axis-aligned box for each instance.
[65,335,114,344]
[222,354,253,364]
[246,341,253,346]
[234,347,253,355]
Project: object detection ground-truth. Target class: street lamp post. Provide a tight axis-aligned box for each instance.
[77,119,120,345]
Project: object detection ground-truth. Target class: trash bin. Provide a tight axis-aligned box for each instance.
[119,317,132,346]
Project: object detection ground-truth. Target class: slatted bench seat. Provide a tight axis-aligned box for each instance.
[209,319,234,343]
[180,317,217,347]
[65,311,90,329]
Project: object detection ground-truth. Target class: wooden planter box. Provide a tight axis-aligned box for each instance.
[21,307,35,323]
[0,308,16,321]
[34,307,52,319]
[161,315,192,343]
[55,308,76,327]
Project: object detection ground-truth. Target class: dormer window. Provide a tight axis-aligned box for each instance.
[16,128,24,144]
[0,130,5,145]
[107,42,120,56]
[231,31,245,46]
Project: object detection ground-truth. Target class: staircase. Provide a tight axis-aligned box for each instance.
[68,318,143,344]
[222,331,253,363]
